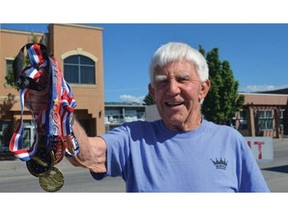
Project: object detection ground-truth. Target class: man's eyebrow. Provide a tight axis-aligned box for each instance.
[154,74,167,82]
[177,71,191,78]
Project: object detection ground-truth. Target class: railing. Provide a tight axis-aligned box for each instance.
[105,112,146,125]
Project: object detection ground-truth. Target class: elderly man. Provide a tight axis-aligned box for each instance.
[25,42,269,192]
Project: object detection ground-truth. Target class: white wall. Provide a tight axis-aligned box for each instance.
[145,105,161,122]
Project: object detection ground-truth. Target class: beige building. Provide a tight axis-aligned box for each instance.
[236,90,288,138]
[0,24,105,150]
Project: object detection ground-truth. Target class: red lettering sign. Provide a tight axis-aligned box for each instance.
[247,140,265,160]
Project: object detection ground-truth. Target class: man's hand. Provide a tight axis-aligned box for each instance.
[23,67,51,131]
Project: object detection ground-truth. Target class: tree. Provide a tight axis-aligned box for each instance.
[201,47,245,125]
[5,67,19,90]
[5,33,39,89]
[143,93,155,105]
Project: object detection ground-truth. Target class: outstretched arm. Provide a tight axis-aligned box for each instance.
[18,49,107,173]
[23,66,107,173]
[67,120,108,173]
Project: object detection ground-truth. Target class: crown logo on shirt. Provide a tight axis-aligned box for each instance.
[211,158,228,170]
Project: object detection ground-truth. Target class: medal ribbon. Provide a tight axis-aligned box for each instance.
[9,43,79,161]
[47,57,79,157]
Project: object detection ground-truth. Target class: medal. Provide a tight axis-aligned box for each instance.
[39,166,64,192]
[52,140,65,165]
[9,43,79,193]
[26,147,54,177]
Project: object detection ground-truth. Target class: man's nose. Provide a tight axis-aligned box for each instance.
[167,79,180,95]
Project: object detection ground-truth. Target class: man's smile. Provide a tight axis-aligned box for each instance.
[165,101,185,108]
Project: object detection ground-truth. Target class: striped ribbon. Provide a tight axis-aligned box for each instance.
[9,43,79,161]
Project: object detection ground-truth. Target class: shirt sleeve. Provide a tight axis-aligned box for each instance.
[99,125,131,179]
[238,137,270,192]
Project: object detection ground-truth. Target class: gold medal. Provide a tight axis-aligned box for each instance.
[26,147,54,177]
[39,166,64,192]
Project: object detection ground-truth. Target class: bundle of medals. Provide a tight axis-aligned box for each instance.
[9,43,80,192]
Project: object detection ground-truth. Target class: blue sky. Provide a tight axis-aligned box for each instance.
[2,23,288,103]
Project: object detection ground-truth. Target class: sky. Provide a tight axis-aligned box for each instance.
[1,2,288,104]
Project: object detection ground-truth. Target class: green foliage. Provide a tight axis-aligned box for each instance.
[0,93,16,119]
[143,93,155,105]
[5,68,19,90]
[30,33,39,44]
[5,33,40,90]
[201,47,245,124]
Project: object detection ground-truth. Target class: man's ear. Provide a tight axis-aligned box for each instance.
[148,83,155,100]
[199,79,211,101]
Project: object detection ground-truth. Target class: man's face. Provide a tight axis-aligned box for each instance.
[149,59,210,131]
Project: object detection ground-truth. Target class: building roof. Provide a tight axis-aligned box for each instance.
[240,88,288,105]
[242,93,288,105]
[105,102,146,108]
[257,87,288,95]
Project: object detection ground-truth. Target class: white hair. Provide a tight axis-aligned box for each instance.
[149,42,209,84]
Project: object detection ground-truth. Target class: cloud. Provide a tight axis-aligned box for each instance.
[240,85,288,93]
[119,95,145,104]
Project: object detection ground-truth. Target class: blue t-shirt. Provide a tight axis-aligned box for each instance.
[95,119,269,192]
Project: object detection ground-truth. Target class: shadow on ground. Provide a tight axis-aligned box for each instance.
[262,165,288,174]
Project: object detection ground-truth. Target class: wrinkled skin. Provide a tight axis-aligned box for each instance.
[149,59,210,131]
[23,68,51,133]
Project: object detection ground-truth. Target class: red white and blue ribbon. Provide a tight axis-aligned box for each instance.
[9,43,79,161]
[46,57,79,157]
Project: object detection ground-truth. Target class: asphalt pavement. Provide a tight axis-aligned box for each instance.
[1,138,288,192]
[0,155,126,192]
[259,138,288,192]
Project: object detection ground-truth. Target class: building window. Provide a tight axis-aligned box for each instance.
[257,110,273,131]
[6,59,14,76]
[279,109,284,124]
[0,121,13,148]
[239,110,248,130]
[105,109,122,124]
[64,55,95,84]
[279,109,285,134]
[0,121,14,159]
